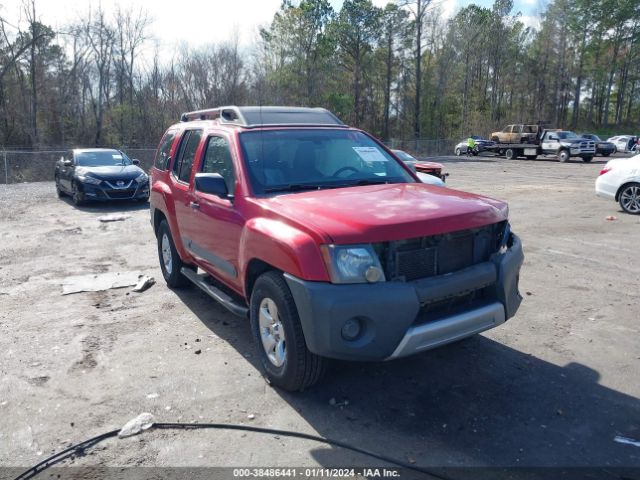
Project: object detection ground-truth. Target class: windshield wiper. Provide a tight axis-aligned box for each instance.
[264,184,329,193]
[338,178,403,187]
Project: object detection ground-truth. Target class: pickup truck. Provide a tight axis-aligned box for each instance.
[488,128,596,162]
[150,106,524,391]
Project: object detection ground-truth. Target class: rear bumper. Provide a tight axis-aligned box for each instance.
[285,233,523,361]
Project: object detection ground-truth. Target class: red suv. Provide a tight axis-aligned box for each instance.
[150,106,523,391]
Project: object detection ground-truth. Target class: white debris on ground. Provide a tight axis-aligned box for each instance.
[614,435,640,448]
[97,214,131,223]
[132,275,155,293]
[61,271,142,295]
[118,412,155,438]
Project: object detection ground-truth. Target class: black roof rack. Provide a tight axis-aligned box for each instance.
[179,106,345,128]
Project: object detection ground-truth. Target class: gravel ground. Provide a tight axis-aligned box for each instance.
[0,155,639,477]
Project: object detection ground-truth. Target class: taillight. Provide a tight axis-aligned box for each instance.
[599,166,612,176]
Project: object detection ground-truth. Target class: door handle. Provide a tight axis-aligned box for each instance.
[189,201,200,210]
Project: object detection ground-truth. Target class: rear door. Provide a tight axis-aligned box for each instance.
[182,133,244,285]
[170,129,204,252]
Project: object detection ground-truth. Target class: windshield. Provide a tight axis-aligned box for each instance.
[557,131,578,139]
[586,134,601,141]
[76,150,132,167]
[239,129,414,194]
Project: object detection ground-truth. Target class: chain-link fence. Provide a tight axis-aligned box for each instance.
[0,147,157,184]
[384,138,458,157]
[0,139,459,184]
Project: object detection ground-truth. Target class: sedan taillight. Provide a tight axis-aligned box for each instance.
[599,166,612,176]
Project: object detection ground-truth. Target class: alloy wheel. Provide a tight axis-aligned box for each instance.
[620,185,640,214]
[258,297,286,367]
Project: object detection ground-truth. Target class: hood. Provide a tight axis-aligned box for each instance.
[561,137,591,144]
[254,183,508,244]
[75,165,144,180]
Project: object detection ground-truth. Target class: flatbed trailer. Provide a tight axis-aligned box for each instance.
[485,129,596,162]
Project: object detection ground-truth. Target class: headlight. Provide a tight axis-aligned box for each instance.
[76,175,101,185]
[135,172,148,183]
[320,244,385,284]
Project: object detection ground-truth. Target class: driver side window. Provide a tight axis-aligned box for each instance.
[201,136,236,193]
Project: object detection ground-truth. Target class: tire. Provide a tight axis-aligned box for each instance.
[455,148,461,156]
[491,136,499,142]
[71,181,85,205]
[582,156,593,163]
[505,148,515,160]
[250,271,327,391]
[157,220,192,288]
[526,155,537,160]
[558,150,570,163]
[602,152,611,157]
[55,177,64,197]
[618,183,640,214]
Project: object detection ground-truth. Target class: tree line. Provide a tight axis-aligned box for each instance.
[0,0,638,149]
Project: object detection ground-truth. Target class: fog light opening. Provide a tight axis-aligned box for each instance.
[341,318,362,341]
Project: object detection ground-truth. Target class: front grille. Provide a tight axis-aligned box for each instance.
[106,189,136,199]
[396,247,437,281]
[380,222,504,282]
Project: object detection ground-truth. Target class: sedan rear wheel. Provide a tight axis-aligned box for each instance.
[619,183,640,214]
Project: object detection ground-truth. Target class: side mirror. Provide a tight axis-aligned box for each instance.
[132,159,140,165]
[195,173,229,198]
[63,159,73,166]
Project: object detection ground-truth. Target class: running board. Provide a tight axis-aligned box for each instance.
[180,267,248,318]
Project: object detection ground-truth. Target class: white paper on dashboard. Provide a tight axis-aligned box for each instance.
[352,147,388,163]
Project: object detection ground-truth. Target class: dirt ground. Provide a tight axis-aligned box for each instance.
[1,155,639,477]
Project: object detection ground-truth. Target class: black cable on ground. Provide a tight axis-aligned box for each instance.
[14,422,453,480]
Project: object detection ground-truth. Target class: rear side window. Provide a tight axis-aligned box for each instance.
[154,131,176,170]
[172,130,203,183]
[201,136,235,193]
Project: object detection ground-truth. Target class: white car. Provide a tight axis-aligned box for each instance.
[417,172,446,187]
[607,135,636,153]
[596,155,640,214]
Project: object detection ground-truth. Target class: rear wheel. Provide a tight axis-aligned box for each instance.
[602,152,611,157]
[157,220,192,288]
[526,155,537,160]
[619,183,640,214]
[250,271,327,391]
[558,150,570,163]
[505,148,516,160]
[582,156,593,163]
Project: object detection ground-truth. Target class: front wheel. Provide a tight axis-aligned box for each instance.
[71,181,85,205]
[455,148,461,156]
[157,220,192,288]
[558,150,570,163]
[619,183,640,214]
[55,177,64,197]
[250,271,327,391]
